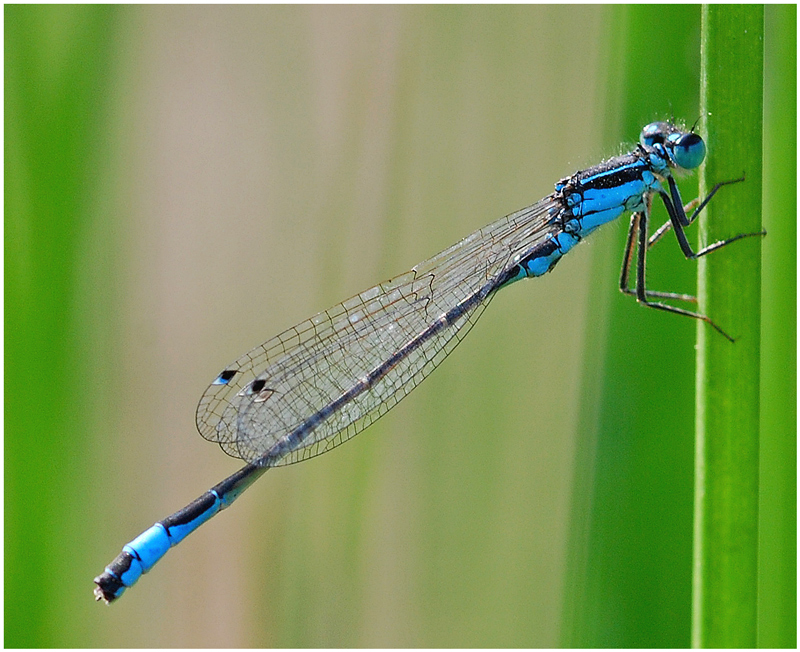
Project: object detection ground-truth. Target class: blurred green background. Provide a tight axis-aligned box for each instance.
[5,5,794,647]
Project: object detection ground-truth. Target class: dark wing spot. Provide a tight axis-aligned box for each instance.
[213,369,238,385]
[247,378,275,403]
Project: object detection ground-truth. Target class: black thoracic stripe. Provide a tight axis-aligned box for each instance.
[570,152,648,190]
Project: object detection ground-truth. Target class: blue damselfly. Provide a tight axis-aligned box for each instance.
[94,121,763,603]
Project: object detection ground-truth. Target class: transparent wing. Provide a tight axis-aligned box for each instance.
[196,195,561,465]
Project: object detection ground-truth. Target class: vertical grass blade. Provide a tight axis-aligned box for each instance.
[758,5,797,647]
[693,5,764,648]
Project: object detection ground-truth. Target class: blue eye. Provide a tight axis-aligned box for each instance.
[671,132,706,170]
[640,121,669,147]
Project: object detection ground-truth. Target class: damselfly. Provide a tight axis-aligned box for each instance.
[94,121,763,603]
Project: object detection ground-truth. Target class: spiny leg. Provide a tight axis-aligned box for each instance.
[647,176,752,249]
[623,173,764,307]
[630,205,735,342]
[660,176,765,262]
[619,209,697,303]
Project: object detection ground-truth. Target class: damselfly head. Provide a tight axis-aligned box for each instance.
[640,122,706,172]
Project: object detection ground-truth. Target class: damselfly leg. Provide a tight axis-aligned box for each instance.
[619,176,766,341]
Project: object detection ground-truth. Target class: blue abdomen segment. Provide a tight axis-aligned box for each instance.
[94,463,267,603]
[523,232,579,276]
[94,492,223,601]
[499,231,580,286]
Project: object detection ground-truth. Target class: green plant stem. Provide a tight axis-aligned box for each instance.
[692,5,764,648]
[758,6,797,647]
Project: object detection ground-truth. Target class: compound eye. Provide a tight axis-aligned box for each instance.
[671,132,706,170]
[640,121,669,147]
